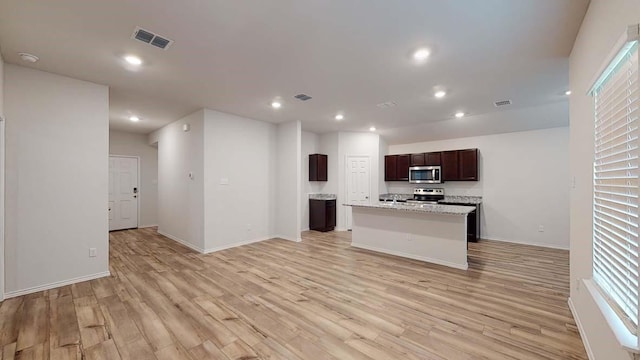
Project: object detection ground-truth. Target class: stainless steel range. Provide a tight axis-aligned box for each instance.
[406,188,444,204]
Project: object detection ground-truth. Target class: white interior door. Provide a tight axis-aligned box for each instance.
[346,156,371,230]
[109,156,139,231]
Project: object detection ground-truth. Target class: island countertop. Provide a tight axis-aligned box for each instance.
[345,201,475,216]
[379,193,483,205]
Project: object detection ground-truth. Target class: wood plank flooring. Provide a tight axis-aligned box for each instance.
[0,228,587,359]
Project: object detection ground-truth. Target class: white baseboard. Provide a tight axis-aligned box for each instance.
[158,230,276,254]
[351,242,469,270]
[481,236,569,250]
[568,297,595,360]
[274,235,302,243]
[5,271,111,299]
[203,236,273,254]
[157,230,205,253]
[138,224,158,229]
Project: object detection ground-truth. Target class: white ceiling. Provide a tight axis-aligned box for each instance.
[0,0,588,142]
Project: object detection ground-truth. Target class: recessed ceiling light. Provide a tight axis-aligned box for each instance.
[455,112,465,118]
[413,48,430,62]
[434,91,447,98]
[18,52,39,63]
[369,126,376,132]
[565,90,572,95]
[271,101,282,109]
[335,114,344,121]
[124,55,143,66]
[129,116,140,122]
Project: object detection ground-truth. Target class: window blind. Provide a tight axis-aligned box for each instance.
[593,41,639,332]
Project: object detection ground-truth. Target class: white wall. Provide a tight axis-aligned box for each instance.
[301,131,323,230]
[4,64,109,295]
[389,127,570,249]
[109,130,158,227]
[338,132,383,230]
[318,132,339,196]
[202,109,278,251]
[152,110,205,251]
[275,121,301,241]
[569,1,640,359]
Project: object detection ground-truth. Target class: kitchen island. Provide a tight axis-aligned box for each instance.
[346,202,475,270]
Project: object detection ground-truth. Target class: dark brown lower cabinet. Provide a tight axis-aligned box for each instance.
[439,202,481,242]
[310,199,336,232]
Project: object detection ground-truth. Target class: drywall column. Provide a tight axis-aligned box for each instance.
[275,121,301,241]
[152,110,205,252]
[202,109,277,251]
[569,1,640,359]
[4,64,109,295]
[0,53,5,300]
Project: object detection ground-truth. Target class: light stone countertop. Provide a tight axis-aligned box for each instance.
[345,201,476,216]
[441,195,483,205]
[309,193,337,200]
[378,193,482,205]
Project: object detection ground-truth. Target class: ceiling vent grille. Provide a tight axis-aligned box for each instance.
[494,99,512,107]
[294,94,312,101]
[131,26,173,50]
[376,101,397,108]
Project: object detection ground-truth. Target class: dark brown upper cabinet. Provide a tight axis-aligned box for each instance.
[385,149,477,182]
[410,153,425,166]
[441,151,460,181]
[384,154,410,181]
[384,155,397,181]
[396,155,410,181]
[458,149,478,180]
[442,149,478,181]
[309,154,328,181]
[425,152,442,166]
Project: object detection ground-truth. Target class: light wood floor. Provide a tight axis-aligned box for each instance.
[0,228,587,359]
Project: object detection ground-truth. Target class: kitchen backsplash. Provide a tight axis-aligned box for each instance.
[385,181,483,197]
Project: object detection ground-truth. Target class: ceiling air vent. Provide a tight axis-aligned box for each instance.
[494,100,512,107]
[294,94,312,101]
[131,26,174,50]
[376,101,397,109]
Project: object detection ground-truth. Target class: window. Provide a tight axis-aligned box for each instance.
[592,27,639,334]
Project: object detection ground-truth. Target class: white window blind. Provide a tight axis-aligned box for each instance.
[593,39,639,333]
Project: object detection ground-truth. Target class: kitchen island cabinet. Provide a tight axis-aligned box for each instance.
[346,202,475,270]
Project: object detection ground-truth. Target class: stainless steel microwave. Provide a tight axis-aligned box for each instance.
[408,166,442,184]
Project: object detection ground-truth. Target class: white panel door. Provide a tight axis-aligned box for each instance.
[109,156,139,231]
[346,156,370,230]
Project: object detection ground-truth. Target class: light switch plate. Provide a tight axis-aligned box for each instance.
[220,178,229,185]
[89,248,97,257]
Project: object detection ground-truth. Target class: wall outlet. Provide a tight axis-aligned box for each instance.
[89,248,97,257]
[538,225,544,232]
